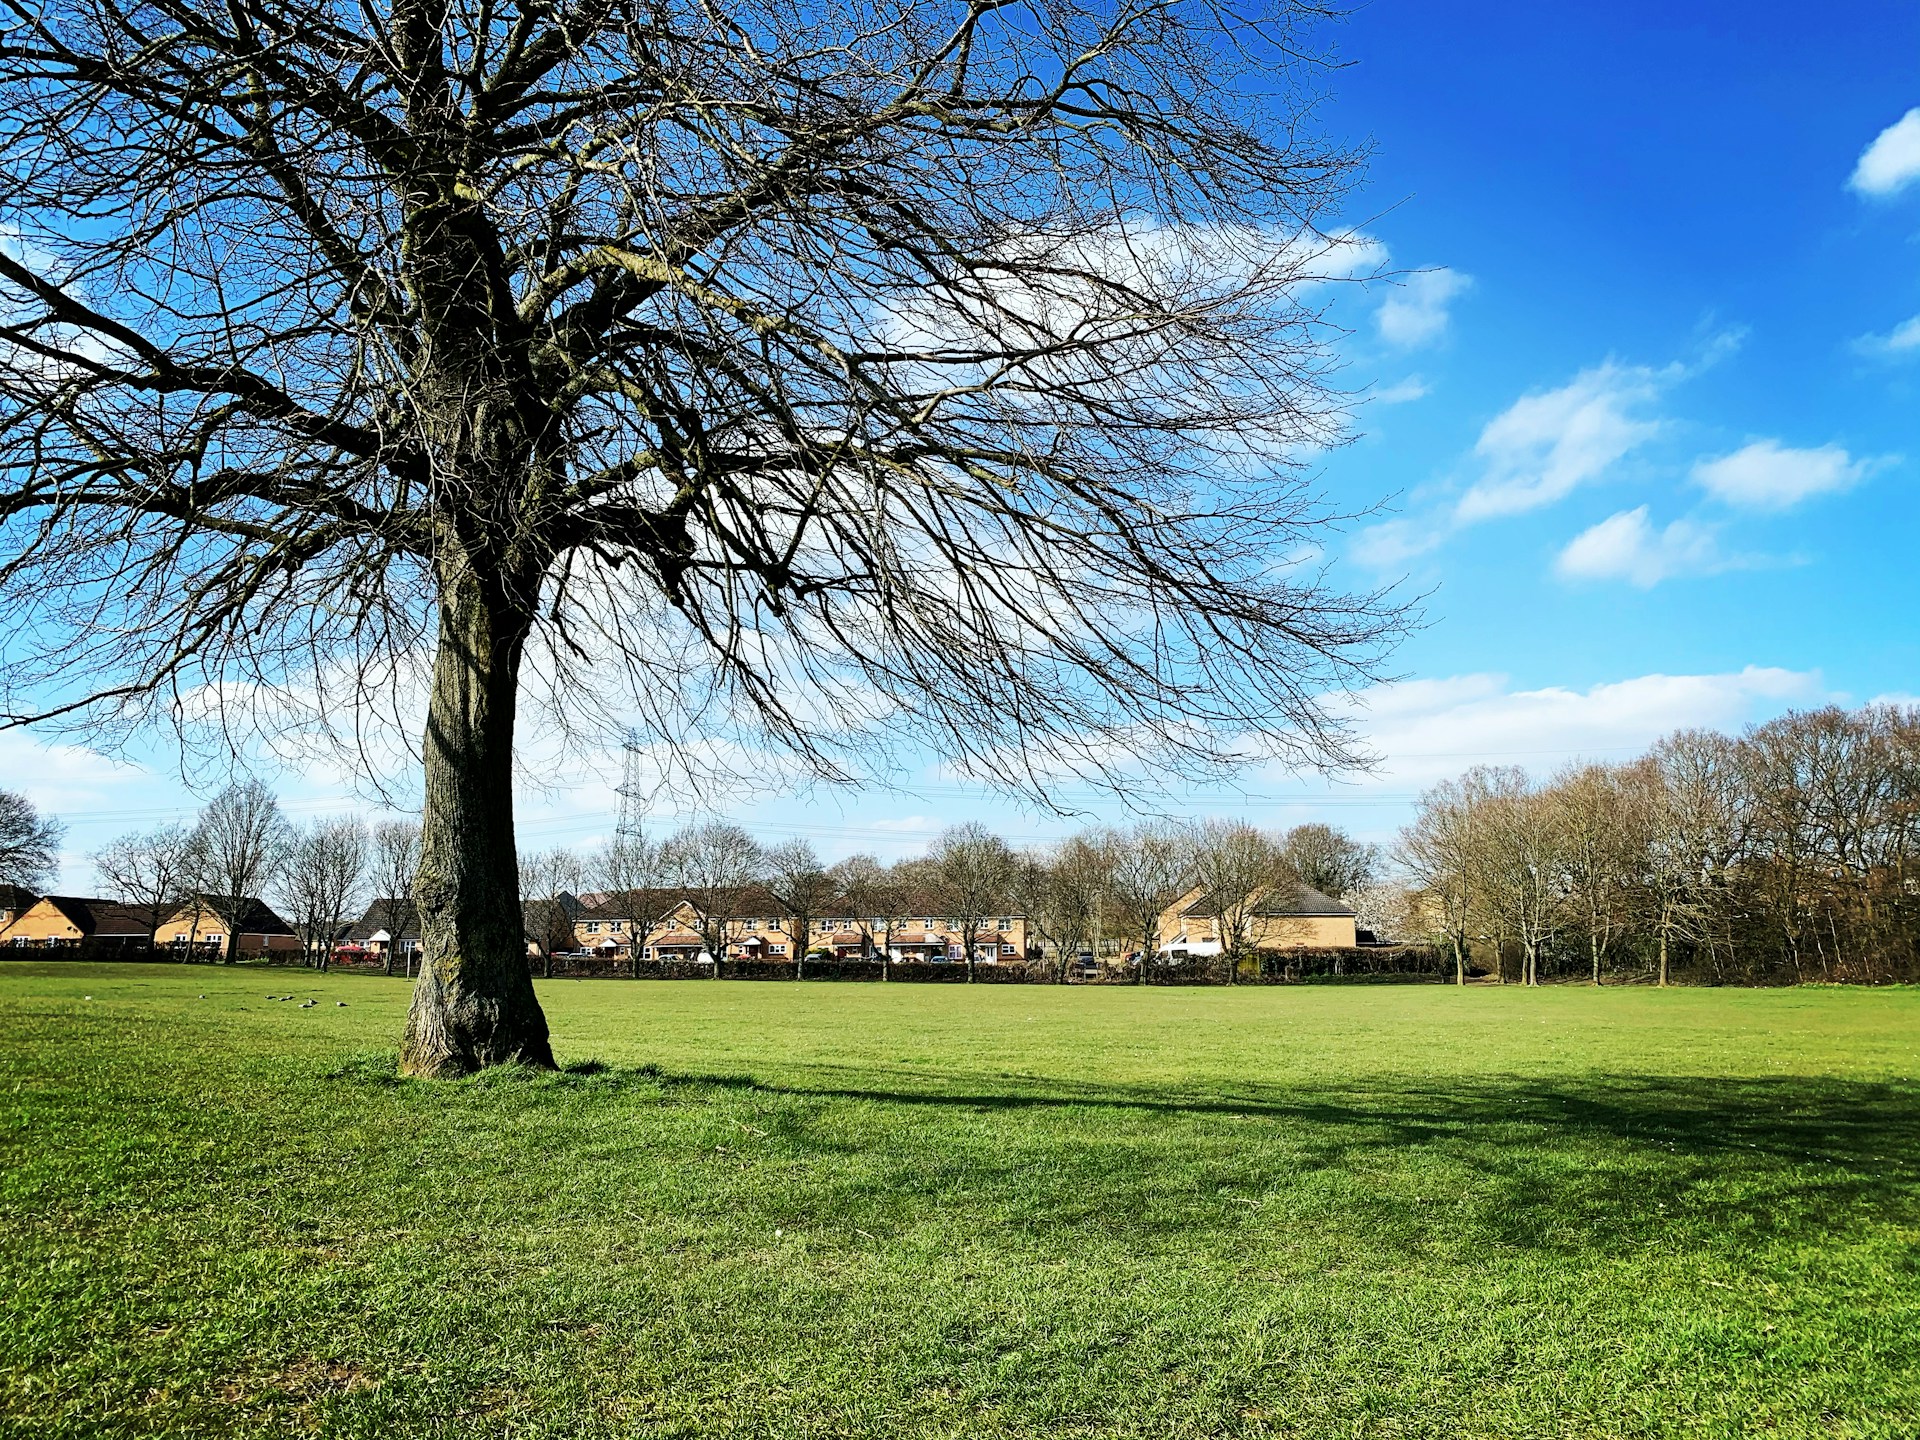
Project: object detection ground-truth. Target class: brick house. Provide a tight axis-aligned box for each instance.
[1156,881,1357,959]
[1,895,156,949]
[155,895,300,958]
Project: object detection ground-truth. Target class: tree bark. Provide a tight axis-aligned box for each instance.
[400,556,555,1077]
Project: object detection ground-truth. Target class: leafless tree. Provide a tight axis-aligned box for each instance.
[594,828,666,975]
[92,823,195,943]
[765,839,835,979]
[1548,763,1648,986]
[0,0,1403,1071]
[1397,776,1483,986]
[0,791,62,891]
[1466,769,1561,987]
[829,853,893,969]
[1279,823,1379,901]
[1188,819,1289,982]
[930,822,1017,981]
[187,780,293,960]
[280,817,369,968]
[519,846,583,978]
[369,819,423,975]
[661,822,763,974]
[1014,834,1111,982]
[1103,822,1196,985]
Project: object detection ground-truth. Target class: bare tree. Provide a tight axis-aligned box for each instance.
[765,840,836,980]
[594,829,666,976]
[0,791,61,891]
[1188,819,1288,982]
[369,819,423,976]
[1397,777,1482,986]
[829,854,893,970]
[1467,770,1561,987]
[519,847,583,979]
[1548,763,1648,985]
[187,780,293,961]
[930,823,1017,981]
[0,0,1402,1072]
[661,823,763,975]
[92,824,195,945]
[280,818,369,969]
[1643,733,1747,986]
[1279,823,1379,901]
[1015,834,1111,982]
[1104,822,1197,986]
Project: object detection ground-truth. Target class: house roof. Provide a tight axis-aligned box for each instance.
[172,894,297,935]
[12,895,153,937]
[1181,881,1355,920]
[348,898,420,942]
[0,883,38,913]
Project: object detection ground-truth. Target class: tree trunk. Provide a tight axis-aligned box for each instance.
[400,559,555,1077]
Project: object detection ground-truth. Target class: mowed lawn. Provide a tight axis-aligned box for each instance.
[3,967,1918,1439]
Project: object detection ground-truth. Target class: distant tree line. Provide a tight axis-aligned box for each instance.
[1396,705,1920,985]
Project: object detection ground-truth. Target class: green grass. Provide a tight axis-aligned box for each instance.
[3,966,1918,1439]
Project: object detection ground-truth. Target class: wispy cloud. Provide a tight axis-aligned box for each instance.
[1849,108,1920,198]
[1299,667,1825,795]
[1854,312,1920,358]
[1454,362,1666,522]
[1371,375,1431,405]
[1691,440,1883,511]
[1553,507,1744,588]
[1375,268,1472,349]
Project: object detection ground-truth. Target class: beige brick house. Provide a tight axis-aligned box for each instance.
[1157,881,1356,958]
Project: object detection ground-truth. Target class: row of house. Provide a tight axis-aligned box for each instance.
[0,876,1359,965]
[0,889,303,956]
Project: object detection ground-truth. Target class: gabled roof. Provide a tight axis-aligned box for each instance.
[1181,881,1355,919]
[11,895,153,936]
[170,894,297,936]
[0,883,38,913]
[348,898,420,942]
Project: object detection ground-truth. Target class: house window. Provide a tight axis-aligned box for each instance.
[997,918,1011,931]
[610,921,624,933]
[746,918,760,931]
[770,944,786,955]
[585,922,600,934]
[641,947,653,959]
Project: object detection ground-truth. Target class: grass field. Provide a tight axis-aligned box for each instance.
[2,965,1917,1439]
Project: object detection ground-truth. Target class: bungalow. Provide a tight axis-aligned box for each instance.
[156,895,300,959]
[1157,881,1357,957]
[1,895,155,949]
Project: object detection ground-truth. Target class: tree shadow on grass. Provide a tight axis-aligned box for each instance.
[637,1064,1920,1251]
[323,1053,1920,1253]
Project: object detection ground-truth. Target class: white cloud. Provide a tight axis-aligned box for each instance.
[1375,268,1472,349]
[1454,361,1664,522]
[1849,108,1920,198]
[1855,313,1920,357]
[1691,440,1878,510]
[1317,666,1824,793]
[1554,507,1738,588]
[1372,375,1431,404]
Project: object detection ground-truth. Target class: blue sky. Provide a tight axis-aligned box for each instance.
[11,1,1920,886]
